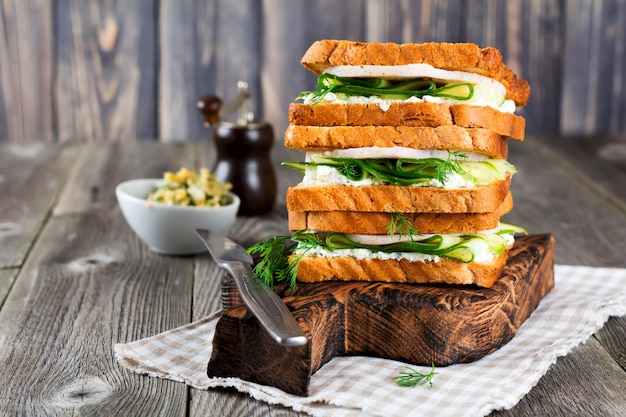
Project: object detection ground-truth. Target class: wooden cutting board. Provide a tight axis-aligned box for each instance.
[207,234,555,396]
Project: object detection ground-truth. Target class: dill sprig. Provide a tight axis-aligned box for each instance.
[335,161,364,180]
[246,231,321,289]
[387,213,419,241]
[246,235,294,288]
[395,363,438,388]
[433,150,469,185]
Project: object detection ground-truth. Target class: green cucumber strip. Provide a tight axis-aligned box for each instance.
[299,74,474,103]
[498,222,528,235]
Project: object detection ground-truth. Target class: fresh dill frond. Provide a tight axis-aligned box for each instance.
[335,161,365,181]
[387,213,418,241]
[246,235,294,288]
[433,151,456,184]
[432,150,469,185]
[395,363,438,388]
[246,231,322,290]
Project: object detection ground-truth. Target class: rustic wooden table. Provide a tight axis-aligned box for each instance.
[1,137,625,416]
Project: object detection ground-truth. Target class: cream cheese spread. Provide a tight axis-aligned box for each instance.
[300,246,442,263]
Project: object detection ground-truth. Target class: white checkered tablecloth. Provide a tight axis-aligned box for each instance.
[115,265,626,417]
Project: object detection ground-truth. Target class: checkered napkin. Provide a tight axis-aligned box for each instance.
[115,265,626,417]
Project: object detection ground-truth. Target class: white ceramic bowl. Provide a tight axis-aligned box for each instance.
[115,178,240,255]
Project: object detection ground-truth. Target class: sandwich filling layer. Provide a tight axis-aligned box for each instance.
[298,64,516,113]
[292,223,522,265]
[283,148,516,189]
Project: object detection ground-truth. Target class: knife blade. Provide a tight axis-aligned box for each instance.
[195,229,307,346]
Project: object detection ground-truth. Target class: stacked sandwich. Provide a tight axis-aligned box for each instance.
[257,40,530,289]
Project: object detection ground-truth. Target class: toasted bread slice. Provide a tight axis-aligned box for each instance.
[286,176,511,214]
[295,249,509,288]
[288,193,513,234]
[300,40,530,106]
[284,125,508,159]
[288,102,525,141]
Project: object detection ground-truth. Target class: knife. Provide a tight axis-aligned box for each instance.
[195,229,308,346]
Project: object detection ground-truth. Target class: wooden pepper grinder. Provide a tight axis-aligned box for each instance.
[197,81,276,216]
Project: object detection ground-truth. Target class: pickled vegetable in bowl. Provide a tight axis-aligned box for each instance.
[116,170,240,255]
[147,167,232,207]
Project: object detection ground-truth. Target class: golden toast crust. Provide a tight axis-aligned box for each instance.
[288,193,513,234]
[286,177,511,214]
[296,251,508,288]
[288,102,526,141]
[284,125,509,159]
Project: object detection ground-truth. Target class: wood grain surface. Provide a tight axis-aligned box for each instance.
[0,139,624,416]
[0,143,80,268]
[0,0,54,141]
[54,0,157,141]
[2,1,626,141]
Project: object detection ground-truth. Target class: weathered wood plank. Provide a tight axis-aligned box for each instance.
[366,0,463,43]
[516,0,563,134]
[191,387,309,417]
[414,0,464,42]
[54,0,157,141]
[464,0,562,134]
[490,337,626,416]
[53,141,196,215]
[0,141,204,415]
[505,138,626,267]
[0,268,17,307]
[464,0,517,54]
[0,143,80,267]
[261,0,366,137]
[159,0,264,142]
[355,0,465,45]
[0,211,191,416]
[2,0,626,141]
[595,316,626,369]
[158,0,217,142]
[211,0,263,124]
[535,134,626,212]
[0,0,54,141]
[561,0,626,135]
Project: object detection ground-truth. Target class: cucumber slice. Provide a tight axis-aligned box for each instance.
[484,159,518,175]
[432,83,474,100]
[442,245,475,262]
[458,159,516,184]
[458,160,502,184]
[391,79,434,91]
[480,234,507,255]
[472,82,507,106]
[498,222,528,235]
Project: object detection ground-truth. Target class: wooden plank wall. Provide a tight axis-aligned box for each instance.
[0,0,624,142]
